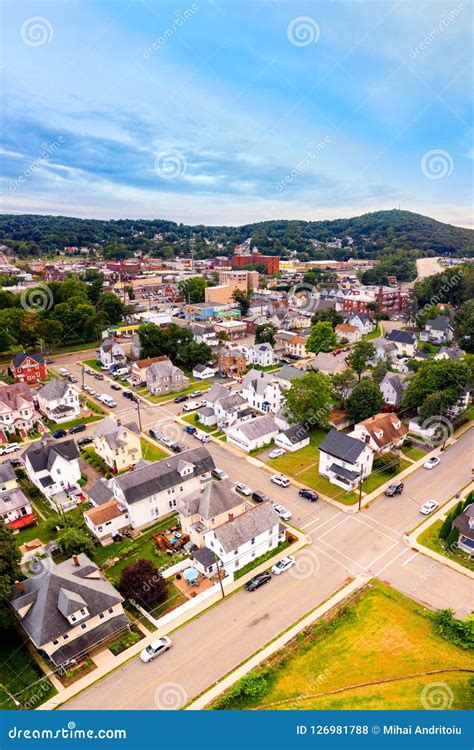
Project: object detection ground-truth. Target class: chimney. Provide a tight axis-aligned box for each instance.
[228,513,234,521]
[72,554,80,566]
[15,580,25,593]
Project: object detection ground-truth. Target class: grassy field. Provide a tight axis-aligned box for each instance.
[136,380,212,404]
[182,413,216,433]
[361,458,411,494]
[0,629,57,710]
[140,437,169,462]
[213,582,473,710]
[401,444,428,461]
[417,519,474,573]
[82,358,102,372]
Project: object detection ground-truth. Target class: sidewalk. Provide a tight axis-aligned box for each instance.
[186,573,372,710]
[39,525,308,709]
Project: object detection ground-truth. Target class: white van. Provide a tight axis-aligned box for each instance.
[100,394,117,408]
[113,367,129,378]
[58,367,69,377]
[193,430,210,444]
[0,442,20,455]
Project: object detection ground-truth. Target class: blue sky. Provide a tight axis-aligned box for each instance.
[1,0,472,226]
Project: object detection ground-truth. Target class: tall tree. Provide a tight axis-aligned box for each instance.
[346,378,383,423]
[232,288,253,315]
[0,523,22,629]
[255,323,277,346]
[118,559,167,608]
[347,341,376,381]
[310,308,344,328]
[306,321,337,354]
[178,276,208,303]
[283,371,333,426]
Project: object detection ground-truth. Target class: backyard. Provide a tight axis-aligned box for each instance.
[140,437,169,462]
[212,581,473,710]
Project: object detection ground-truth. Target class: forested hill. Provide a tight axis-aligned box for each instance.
[0,209,472,260]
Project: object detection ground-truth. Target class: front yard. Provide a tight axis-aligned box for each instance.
[417,519,474,573]
[140,437,169,462]
[136,379,212,405]
[182,413,217,434]
[212,581,473,710]
[360,458,411,494]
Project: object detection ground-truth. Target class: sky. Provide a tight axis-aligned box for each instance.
[1,0,472,227]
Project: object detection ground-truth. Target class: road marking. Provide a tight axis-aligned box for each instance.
[301,511,342,532]
[373,546,411,577]
[401,551,419,567]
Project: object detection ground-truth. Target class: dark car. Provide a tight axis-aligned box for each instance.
[69,424,86,434]
[94,373,104,380]
[299,488,319,502]
[171,444,183,453]
[52,429,67,439]
[183,425,197,435]
[122,391,134,399]
[245,572,272,592]
[252,490,269,504]
[45,358,55,364]
[77,436,93,447]
[385,482,404,497]
[174,395,189,403]
[8,458,22,467]
[130,394,140,403]
[111,383,121,391]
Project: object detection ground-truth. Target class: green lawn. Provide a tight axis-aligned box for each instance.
[0,629,57,710]
[182,413,216,433]
[361,458,411,494]
[213,581,473,710]
[253,365,282,373]
[82,358,102,372]
[363,324,381,341]
[234,541,290,580]
[401,444,428,461]
[140,437,169,462]
[417,519,474,573]
[45,411,103,433]
[137,380,212,405]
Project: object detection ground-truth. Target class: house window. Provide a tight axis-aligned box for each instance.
[99,613,105,619]
[251,538,255,545]
[63,634,69,640]
[52,639,59,645]
[108,608,113,613]
[80,609,86,615]
[80,623,87,630]
[71,615,76,622]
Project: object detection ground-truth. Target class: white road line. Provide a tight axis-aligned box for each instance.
[401,551,419,567]
[302,511,342,532]
[310,541,360,577]
[364,540,399,569]
[373,546,411,577]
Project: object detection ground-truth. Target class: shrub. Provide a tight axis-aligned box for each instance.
[215,672,269,709]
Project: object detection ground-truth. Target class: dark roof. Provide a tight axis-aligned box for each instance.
[48,615,130,665]
[427,314,451,331]
[452,504,474,541]
[115,447,215,504]
[12,351,45,368]
[179,479,241,520]
[319,429,367,464]
[0,461,16,484]
[192,547,215,568]
[281,424,310,444]
[10,554,124,648]
[328,463,360,481]
[387,330,415,345]
[87,479,114,506]
[37,377,70,401]
[23,439,79,472]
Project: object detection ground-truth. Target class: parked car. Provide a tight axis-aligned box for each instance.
[0,442,20,455]
[385,482,404,497]
[272,502,292,521]
[94,373,104,380]
[190,390,202,398]
[235,482,252,496]
[420,500,439,515]
[183,425,197,435]
[130,394,140,403]
[182,401,199,413]
[270,474,290,488]
[211,468,228,480]
[424,456,441,470]
[271,556,296,575]
[45,358,54,364]
[170,444,183,453]
[69,424,86,434]
[174,394,189,403]
[110,383,121,391]
[67,374,78,383]
[88,388,97,397]
[148,427,163,440]
[139,636,173,663]
[252,490,268,503]
[8,458,22,467]
[245,571,272,592]
[123,391,134,399]
[58,367,69,377]
[77,436,93,447]
[269,448,285,459]
[299,488,318,502]
[160,436,174,448]
[52,429,67,439]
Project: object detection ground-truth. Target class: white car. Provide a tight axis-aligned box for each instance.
[270,474,290,488]
[269,448,285,459]
[190,390,202,398]
[420,500,439,515]
[0,442,19,455]
[182,401,199,412]
[272,502,292,521]
[272,556,296,575]
[235,482,252,496]
[160,436,175,448]
[139,636,172,663]
[58,367,69,377]
[424,456,441,470]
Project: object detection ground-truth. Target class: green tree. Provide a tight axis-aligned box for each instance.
[439,512,453,540]
[346,378,383,423]
[178,341,213,369]
[282,371,333,426]
[418,391,453,424]
[255,323,277,346]
[57,527,95,557]
[402,359,470,410]
[347,341,376,381]
[178,276,208,303]
[310,308,343,328]
[445,525,459,550]
[118,559,167,608]
[331,368,357,402]
[306,321,337,354]
[98,292,125,325]
[232,288,253,315]
[0,523,22,629]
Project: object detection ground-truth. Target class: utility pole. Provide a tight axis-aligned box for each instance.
[358,478,363,511]
[214,550,225,599]
[81,365,85,389]
[135,398,142,431]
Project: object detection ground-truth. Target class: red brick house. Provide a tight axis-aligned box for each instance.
[11,352,48,385]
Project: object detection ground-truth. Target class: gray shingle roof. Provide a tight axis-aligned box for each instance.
[179,479,241,520]
[281,424,310,444]
[23,439,79,472]
[192,546,215,568]
[228,415,277,441]
[0,461,16,484]
[277,365,306,383]
[319,429,367,464]
[205,384,231,404]
[87,478,115,506]
[115,446,215,504]
[213,501,279,554]
[37,377,70,402]
[12,351,44,368]
[387,329,415,345]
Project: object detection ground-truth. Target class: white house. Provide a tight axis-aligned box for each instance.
[335,324,362,344]
[318,430,373,490]
[420,315,454,345]
[0,383,37,442]
[83,500,130,546]
[386,330,417,358]
[242,343,276,368]
[274,424,310,453]
[240,369,284,414]
[192,363,216,380]
[195,501,280,576]
[226,415,279,453]
[0,461,36,530]
[380,372,411,406]
[22,439,83,512]
[112,446,215,530]
[345,313,374,335]
[214,393,253,429]
[368,338,397,365]
[97,337,127,368]
[36,378,81,424]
